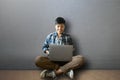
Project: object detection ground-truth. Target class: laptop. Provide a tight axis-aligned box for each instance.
[48,45,73,61]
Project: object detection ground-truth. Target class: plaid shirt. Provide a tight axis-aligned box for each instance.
[42,32,73,53]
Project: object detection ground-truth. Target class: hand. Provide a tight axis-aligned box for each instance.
[45,50,49,55]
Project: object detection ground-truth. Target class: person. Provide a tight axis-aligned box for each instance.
[35,17,84,79]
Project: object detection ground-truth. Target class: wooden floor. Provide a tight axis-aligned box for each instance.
[0,70,120,80]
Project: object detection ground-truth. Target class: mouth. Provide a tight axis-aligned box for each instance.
[57,30,63,33]
[58,30,62,32]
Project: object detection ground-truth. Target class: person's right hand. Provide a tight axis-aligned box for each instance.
[45,50,49,55]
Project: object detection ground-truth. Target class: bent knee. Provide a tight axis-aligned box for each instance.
[35,56,41,62]
[73,55,85,66]
[34,56,44,66]
[34,56,49,67]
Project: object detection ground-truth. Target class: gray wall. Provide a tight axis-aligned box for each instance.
[0,0,120,69]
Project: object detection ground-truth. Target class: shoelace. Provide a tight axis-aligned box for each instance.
[45,71,56,78]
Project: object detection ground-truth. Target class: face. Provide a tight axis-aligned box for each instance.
[55,23,65,34]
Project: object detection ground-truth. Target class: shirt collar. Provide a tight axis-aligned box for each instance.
[54,31,65,37]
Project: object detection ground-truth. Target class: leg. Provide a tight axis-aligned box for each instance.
[35,56,59,70]
[56,55,84,74]
[35,55,84,79]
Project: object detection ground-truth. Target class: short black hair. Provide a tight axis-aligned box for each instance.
[55,17,65,24]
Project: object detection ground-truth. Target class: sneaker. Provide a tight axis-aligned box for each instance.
[40,70,56,78]
[66,69,74,79]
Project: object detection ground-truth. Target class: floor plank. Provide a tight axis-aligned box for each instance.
[0,70,120,80]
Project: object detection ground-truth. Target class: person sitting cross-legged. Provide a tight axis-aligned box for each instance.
[35,17,84,79]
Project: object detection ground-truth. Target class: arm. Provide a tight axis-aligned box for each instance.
[42,35,50,55]
[67,34,75,51]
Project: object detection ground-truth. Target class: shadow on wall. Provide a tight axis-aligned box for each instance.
[65,20,89,69]
[65,19,80,55]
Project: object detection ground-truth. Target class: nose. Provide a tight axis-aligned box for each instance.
[58,26,62,29]
[58,27,61,29]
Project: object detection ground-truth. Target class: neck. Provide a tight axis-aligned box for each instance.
[57,33,62,38]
